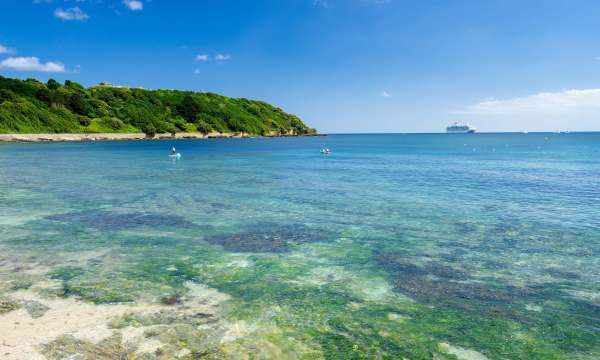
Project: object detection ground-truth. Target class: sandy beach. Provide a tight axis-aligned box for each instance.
[0,131,319,143]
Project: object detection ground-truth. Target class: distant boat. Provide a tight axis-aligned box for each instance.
[446,122,476,134]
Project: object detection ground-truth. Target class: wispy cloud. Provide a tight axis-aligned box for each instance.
[454,88,600,131]
[0,44,15,54]
[122,0,143,11]
[0,57,65,72]
[380,90,391,98]
[215,54,231,61]
[460,89,600,115]
[195,54,209,61]
[54,7,89,21]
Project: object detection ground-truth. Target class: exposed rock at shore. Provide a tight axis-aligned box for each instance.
[0,132,324,143]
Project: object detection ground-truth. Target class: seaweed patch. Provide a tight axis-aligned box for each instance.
[0,297,20,314]
[376,251,543,319]
[20,300,50,318]
[46,209,197,231]
[40,333,137,360]
[205,223,329,253]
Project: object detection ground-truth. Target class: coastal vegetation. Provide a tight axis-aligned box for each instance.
[0,76,315,136]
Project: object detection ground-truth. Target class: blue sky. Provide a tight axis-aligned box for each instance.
[1,0,600,133]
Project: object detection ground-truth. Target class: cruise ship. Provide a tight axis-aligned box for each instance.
[446,122,476,133]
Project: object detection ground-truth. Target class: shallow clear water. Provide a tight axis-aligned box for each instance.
[1,133,599,359]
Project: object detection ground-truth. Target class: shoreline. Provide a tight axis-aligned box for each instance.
[0,132,324,143]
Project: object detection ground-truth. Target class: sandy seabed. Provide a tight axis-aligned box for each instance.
[0,281,232,360]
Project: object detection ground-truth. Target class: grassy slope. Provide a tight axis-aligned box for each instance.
[0,76,316,136]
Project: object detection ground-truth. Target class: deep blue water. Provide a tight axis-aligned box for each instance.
[0,133,599,359]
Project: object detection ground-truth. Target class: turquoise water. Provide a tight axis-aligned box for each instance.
[1,133,599,359]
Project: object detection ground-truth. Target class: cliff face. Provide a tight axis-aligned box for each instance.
[0,76,316,136]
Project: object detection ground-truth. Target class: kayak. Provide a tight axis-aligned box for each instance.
[169,153,182,159]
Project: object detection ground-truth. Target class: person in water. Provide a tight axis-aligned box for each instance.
[171,146,176,155]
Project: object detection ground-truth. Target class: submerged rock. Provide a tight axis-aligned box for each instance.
[111,308,217,328]
[159,294,182,306]
[376,251,542,319]
[10,278,34,291]
[20,299,50,318]
[207,232,288,253]
[0,297,20,314]
[377,251,469,281]
[40,333,137,360]
[47,209,197,231]
[439,342,490,360]
[205,223,328,253]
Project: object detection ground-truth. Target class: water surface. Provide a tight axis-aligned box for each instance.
[1,133,599,359]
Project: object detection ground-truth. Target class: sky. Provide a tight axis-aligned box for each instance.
[1,0,600,133]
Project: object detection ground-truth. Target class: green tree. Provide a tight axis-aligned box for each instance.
[0,89,17,103]
[47,79,61,90]
[0,76,314,135]
[175,95,202,122]
[142,123,156,137]
[69,93,93,116]
[194,116,213,134]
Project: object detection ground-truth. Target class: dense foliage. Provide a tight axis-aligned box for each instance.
[0,76,315,135]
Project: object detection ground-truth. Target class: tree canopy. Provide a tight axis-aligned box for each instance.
[0,76,316,135]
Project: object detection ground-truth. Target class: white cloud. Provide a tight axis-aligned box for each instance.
[454,88,600,131]
[380,90,391,98]
[215,54,231,61]
[0,57,65,72]
[0,44,15,54]
[462,89,600,115]
[123,0,143,11]
[54,7,89,21]
[195,54,209,61]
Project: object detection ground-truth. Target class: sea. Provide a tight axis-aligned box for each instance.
[0,133,599,359]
